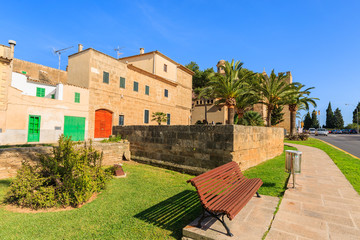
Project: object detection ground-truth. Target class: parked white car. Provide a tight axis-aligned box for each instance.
[315,128,328,136]
[309,128,316,134]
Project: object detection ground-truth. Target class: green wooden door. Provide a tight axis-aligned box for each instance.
[28,115,41,142]
[64,116,85,141]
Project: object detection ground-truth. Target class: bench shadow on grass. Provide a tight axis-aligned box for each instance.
[134,190,202,239]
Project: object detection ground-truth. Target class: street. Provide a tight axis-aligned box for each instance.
[312,134,360,158]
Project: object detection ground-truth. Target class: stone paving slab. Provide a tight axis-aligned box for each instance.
[266,143,360,240]
[182,195,279,240]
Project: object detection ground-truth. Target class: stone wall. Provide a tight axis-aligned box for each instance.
[0,141,130,179]
[113,125,283,175]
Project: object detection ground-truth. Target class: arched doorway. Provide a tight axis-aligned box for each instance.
[95,109,113,138]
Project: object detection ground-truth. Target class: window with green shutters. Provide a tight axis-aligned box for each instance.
[144,110,149,123]
[167,113,171,125]
[75,92,80,103]
[145,85,149,95]
[36,87,45,97]
[164,89,168,97]
[134,81,139,92]
[103,71,109,84]
[120,77,125,88]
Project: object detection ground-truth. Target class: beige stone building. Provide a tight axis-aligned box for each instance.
[0,41,193,144]
[191,60,293,133]
[0,41,89,145]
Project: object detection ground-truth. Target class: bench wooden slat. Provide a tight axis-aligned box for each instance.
[188,161,263,222]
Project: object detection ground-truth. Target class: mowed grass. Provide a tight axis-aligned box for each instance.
[244,146,295,197]
[0,147,292,240]
[285,138,360,194]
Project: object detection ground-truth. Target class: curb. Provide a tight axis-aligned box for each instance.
[315,138,360,160]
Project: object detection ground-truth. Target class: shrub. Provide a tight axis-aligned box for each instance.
[4,135,112,209]
[235,111,264,126]
[101,135,122,143]
[286,133,309,141]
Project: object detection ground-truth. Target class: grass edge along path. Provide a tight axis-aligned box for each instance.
[0,147,294,240]
[285,138,360,194]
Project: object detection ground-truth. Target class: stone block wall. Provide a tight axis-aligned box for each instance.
[113,125,284,175]
[0,141,130,179]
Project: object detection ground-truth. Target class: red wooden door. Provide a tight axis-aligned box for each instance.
[95,109,112,138]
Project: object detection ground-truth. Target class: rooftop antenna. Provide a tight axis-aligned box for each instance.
[114,46,124,59]
[53,46,73,70]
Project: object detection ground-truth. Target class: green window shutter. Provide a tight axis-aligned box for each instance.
[133,81,139,92]
[119,115,124,125]
[51,94,55,99]
[167,113,171,125]
[144,110,149,123]
[75,92,80,103]
[145,85,149,95]
[120,77,126,88]
[164,89,168,97]
[103,71,109,84]
[36,87,45,97]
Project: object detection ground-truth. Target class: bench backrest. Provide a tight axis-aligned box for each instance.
[187,161,245,208]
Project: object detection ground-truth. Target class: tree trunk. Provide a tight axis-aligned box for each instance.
[228,106,235,125]
[204,98,208,124]
[267,108,272,127]
[290,111,297,136]
[236,108,245,119]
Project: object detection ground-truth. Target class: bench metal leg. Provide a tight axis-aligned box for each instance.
[197,208,233,237]
[256,191,261,198]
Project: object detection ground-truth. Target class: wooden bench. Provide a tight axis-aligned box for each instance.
[187,161,263,237]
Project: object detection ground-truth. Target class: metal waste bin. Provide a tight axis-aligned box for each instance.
[285,150,302,188]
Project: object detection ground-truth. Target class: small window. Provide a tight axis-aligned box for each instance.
[164,89,168,97]
[200,100,202,104]
[75,92,80,103]
[36,87,45,97]
[144,110,149,124]
[103,71,109,84]
[119,115,124,126]
[211,100,214,104]
[145,85,149,95]
[164,64,167,72]
[120,77,125,88]
[207,100,210,104]
[167,113,171,125]
[133,81,139,92]
[196,101,199,105]
[51,94,55,99]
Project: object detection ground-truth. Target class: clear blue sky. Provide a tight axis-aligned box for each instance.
[1,0,359,126]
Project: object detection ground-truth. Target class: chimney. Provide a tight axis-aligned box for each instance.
[78,44,83,52]
[140,48,144,54]
[8,40,16,58]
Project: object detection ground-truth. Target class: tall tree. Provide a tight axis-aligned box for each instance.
[311,110,320,128]
[185,61,215,89]
[271,105,285,126]
[303,112,312,129]
[352,102,360,124]
[326,102,335,128]
[286,83,318,136]
[206,60,249,124]
[334,108,344,129]
[255,70,294,127]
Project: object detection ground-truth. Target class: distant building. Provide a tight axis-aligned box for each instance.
[191,60,293,133]
[0,41,193,145]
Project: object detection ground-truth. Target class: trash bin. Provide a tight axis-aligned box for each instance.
[285,150,302,173]
[285,150,302,188]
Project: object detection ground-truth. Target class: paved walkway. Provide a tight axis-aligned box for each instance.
[267,143,360,240]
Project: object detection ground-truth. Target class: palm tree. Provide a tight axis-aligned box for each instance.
[151,112,167,125]
[255,70,294,127]
[207,60,251,124]
[286,83,318,136]
[235,111,264,126]
[235,69,259,118]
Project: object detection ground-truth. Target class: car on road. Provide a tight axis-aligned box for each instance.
[315,128,328,136]
[334,129,342,134]
[342,129,349,134]
[349,129,358,134]
[309,128,316,134]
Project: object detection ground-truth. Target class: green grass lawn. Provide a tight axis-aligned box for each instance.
[285,138,360,194]
[0,147,293,240]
